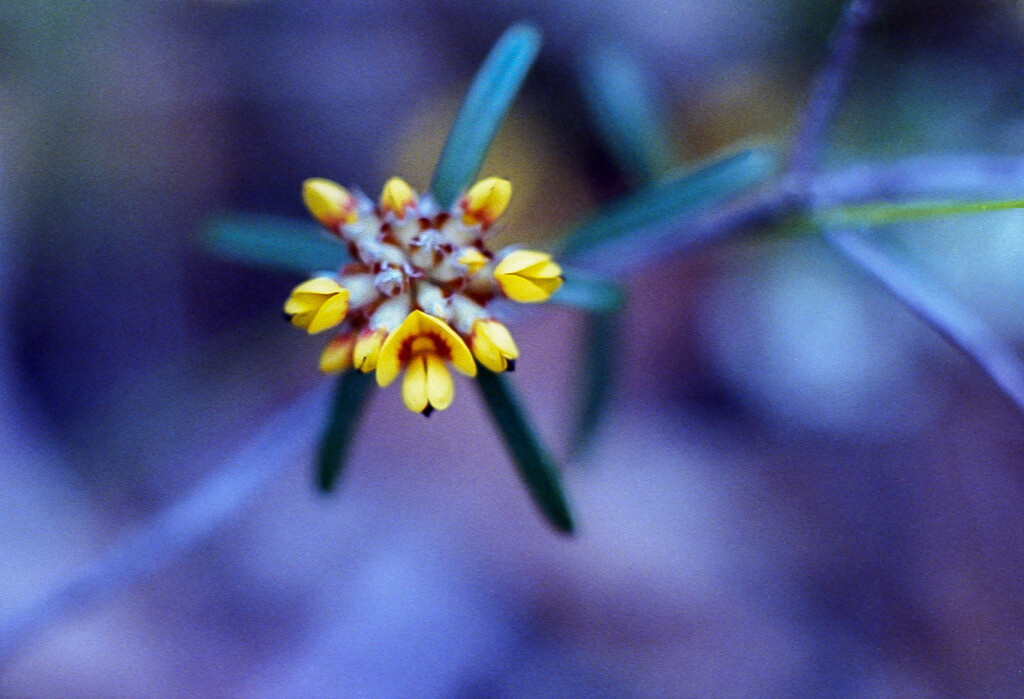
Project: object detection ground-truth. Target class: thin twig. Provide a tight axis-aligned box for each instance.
[787,0,878,176]
[582,151,1024,277]
[810,154,1024,207]
[0,384,331,668]
[826,230,1024,414]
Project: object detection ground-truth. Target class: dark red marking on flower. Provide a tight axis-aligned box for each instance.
[440,243,454,255]
[418,217,431,232]
[346,241,359,259]
[433,212,450,228]
[444,278,466,293]
[465,290,496,306]
[397,331,452,364]
[340,262,368,275]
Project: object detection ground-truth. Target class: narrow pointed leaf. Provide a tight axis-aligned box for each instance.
[580,46,674,182]
[475,368,575,533]
[827,230,1024,415]
[559,146,778,259]
[550,269,626,313]
[430,24,541,208]
[816,198,1024,227]
[317,372,375,492]
[203,213,348,275]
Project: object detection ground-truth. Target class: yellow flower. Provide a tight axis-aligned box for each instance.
[320,332,356,374]
[302,178,357,228]
[469,319,519,372]
[380,177,417,218]
[284,277,349,334]
[457,247,489,274]
[493,250,563,303]
[376,310,477,415]
[461,177,512,227]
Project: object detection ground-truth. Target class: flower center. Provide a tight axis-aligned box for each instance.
[398,332,452,364]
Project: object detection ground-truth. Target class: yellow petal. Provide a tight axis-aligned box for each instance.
[424,354,454,410]
[376,312,418,385]
[380,177,417,218]
[496,274,562,303]
[481,319,518,357]
[457,248,488,274]
[306,291,349,334]
[401,355,429,413]
[319,333,355,374]
[303,178,357,228]
[354,327,387,372]
[523,260,563,279]
[493,250,552,276]
[471,330,504,372]
[461,177,511,227]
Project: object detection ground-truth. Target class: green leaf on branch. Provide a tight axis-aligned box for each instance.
[558,146,778,258]
[815,197,1024,227]
[317,372,376,492]
[475,368,575,534]
[580,46,675,183]
[550,269,626,313]
[430,24,541,208]
[203,213,347,275]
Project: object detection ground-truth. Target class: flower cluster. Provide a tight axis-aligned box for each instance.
[285,176,563,415]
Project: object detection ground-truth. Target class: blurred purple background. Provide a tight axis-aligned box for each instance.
[3,0,1024,696]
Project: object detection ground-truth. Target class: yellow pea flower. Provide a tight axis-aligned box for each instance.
[380,177,417,218]
[302,178,357,229]
[493,250,563,303]
[460,177,512,227]
[376,310,477,415]
[319,332,356,374]
[469,319,519,372]
[284,277,349,334]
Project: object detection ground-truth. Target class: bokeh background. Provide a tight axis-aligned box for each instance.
[3,0,1024,695]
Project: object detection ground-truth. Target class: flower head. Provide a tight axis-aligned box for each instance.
[286,175,564,413]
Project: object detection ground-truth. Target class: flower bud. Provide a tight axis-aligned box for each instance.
[493,250,563,303]
[380,177,417,218]
[461,177,511,227]
[284,277,349,334]
[302,178,357,229]
[469,318,519,372]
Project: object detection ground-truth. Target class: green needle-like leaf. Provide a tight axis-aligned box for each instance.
[475,369,575,534]
[430,24,541,208]
[317,372,376,492]
[558,146,778,258]
[815,197,1024,227]
[550,269,626,313]
[203,213,348,275]
[580,46,674,182]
